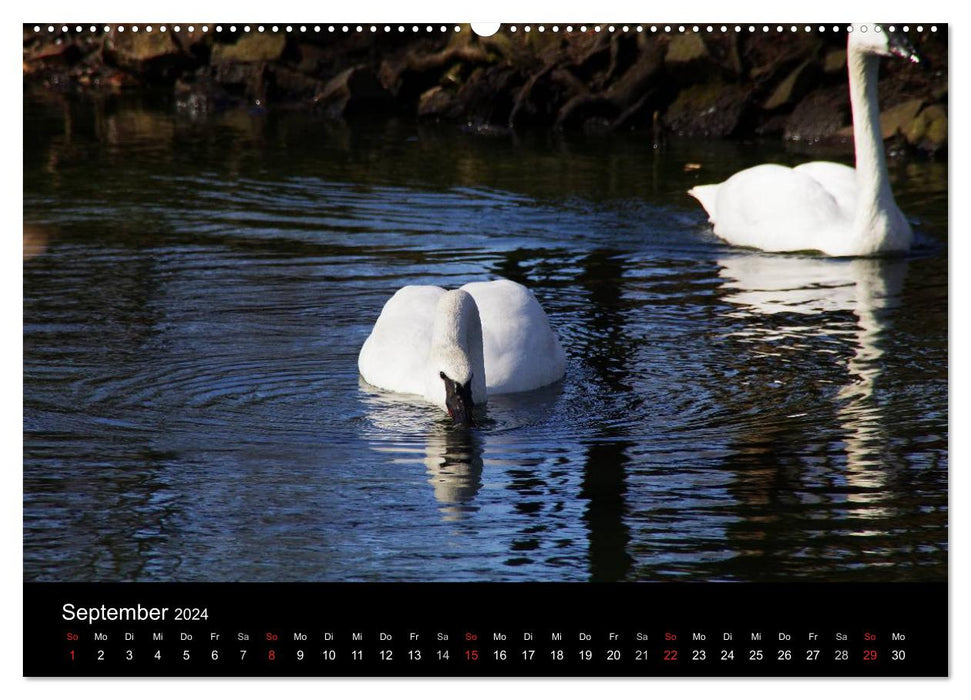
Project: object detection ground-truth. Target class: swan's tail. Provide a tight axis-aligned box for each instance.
[687,184,719,222]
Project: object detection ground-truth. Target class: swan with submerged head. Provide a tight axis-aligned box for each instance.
[359,279,566,426]
[688,25,920,257]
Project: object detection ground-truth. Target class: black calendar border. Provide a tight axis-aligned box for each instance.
[23,581,948,677]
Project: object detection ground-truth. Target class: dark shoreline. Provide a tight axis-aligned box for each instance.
[23,24,947,153]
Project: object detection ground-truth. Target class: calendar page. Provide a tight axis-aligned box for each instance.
[22,17,948,678]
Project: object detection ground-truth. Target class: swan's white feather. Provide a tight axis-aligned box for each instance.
[793,161,858,215]
[687,184,720,221]
[359,279,565,405]
[358,285,445,397]
[460,279,566,394]
[703,163,847,254]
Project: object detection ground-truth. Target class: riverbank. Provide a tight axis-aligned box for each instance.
[23,24,947,153]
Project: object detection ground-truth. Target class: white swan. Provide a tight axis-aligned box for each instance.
[359,279,566,425]
[688,26,919,257]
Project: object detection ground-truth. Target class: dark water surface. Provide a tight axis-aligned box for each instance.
[23,93,947,582]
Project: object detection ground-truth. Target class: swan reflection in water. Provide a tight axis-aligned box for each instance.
[358,378,484,520]
[359,375,567,523]
[423,429,484,521]
[718,254,909,519]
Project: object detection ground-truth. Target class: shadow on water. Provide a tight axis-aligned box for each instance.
[575,249,636,582]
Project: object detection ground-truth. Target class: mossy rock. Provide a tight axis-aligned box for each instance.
[107,32,181,63]
[879,99,924,139]
[211,33,287,64]
[763,59,819,111]
[905,104,947,151]
[103,31,191,82]
[664,33,707,65]
[822,49,846,74]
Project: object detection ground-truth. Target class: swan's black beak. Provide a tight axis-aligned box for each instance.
[889,32,921,64]
[441,372,476,427]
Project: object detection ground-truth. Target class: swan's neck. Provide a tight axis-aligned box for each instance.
[848,48,894,226]
[427,290,486,404]
[432,293,479,365]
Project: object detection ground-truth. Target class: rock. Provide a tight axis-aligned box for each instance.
[417,85,462,120]
[755,113,788,137]
[904,104,947,152]
[665,33,707,65]
[763,59,819,111]
[22,24,949,149]
[212,60,267,103]
[879,99,925,139]
[785,86,850,142]
[663,33,719,85]
[173,26,212,55]
[456,65,520,125]
[314,65,391,119]
[745,32,820,84]
[107,31,179,63]
[211,33,287,64]
[24,39,83,67]
[268,65,321,102]
[295,42,330,75]
[833,99,925,141]
[104,31,191,81]
[664,81,752,137]
[693,33,743,77]
[823,49,847,74]
[175,70,266,113]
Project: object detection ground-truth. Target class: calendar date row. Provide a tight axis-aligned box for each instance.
[67,645,907,665]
